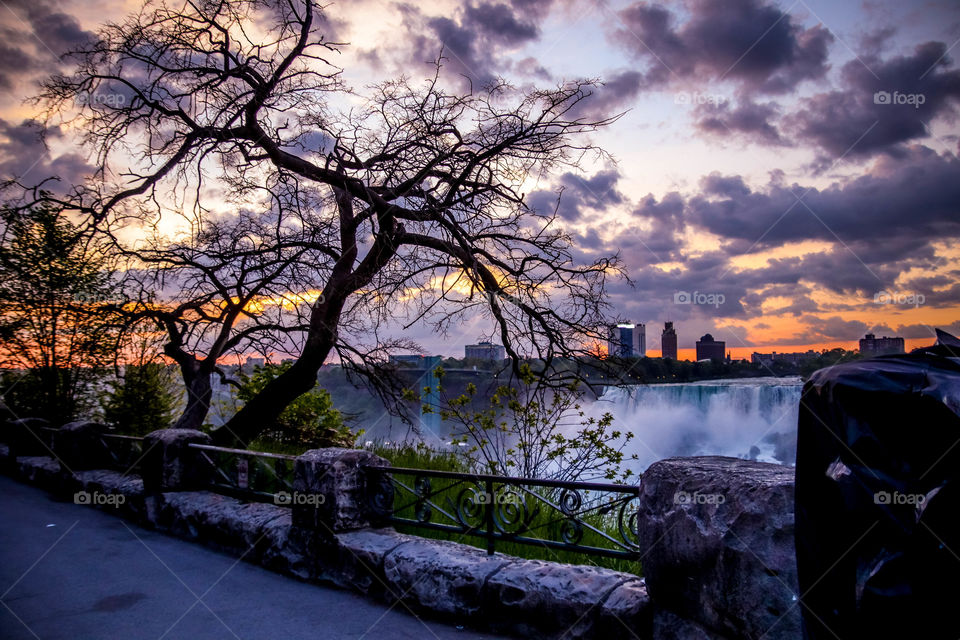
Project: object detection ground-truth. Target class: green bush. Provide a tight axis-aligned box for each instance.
[237,363,358,448]
[102,363,179,435]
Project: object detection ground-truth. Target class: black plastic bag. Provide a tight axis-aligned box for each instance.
[796,329,960,639]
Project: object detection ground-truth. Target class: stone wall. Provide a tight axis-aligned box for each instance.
[0,428,799,639]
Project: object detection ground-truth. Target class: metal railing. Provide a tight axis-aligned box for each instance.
[365,466,642,559]
[99,433,145,472]
[188,443,296,503]
[38,426,59,450]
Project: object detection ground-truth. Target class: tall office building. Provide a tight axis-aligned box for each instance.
[695,333,726,362]
[465,341,507,361]
[608,323,646,358]
[661,322,678,360]
[859,333,905,356]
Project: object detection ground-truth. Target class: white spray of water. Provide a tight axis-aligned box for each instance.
[591,377,803,473]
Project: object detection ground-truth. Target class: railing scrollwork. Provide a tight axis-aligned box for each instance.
[366,465,642,560]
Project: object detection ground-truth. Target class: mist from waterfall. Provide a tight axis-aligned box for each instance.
[593,377,803,473]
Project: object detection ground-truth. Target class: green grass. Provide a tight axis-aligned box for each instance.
[367,441,470,472]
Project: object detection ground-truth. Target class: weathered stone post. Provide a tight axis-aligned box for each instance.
[7,417,51,457]
[291,448,390,537]
[141,429,213,493]
[54,421,112,470]
[636,456,799,639]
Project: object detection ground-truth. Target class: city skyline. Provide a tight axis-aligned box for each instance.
[230,318,923,364]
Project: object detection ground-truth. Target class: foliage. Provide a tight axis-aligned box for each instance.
[102,362,180,435]
[0,203,118,423]
[236,363,358,448]
[435,364,637,482]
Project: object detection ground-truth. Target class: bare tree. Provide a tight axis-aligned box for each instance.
[25,0,624,446]
[114,204,320,431]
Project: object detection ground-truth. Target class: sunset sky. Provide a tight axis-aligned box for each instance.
[1,0,958,361]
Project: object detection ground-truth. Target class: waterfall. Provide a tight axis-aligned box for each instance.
[595,377,802,473]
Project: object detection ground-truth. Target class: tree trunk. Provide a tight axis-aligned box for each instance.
[212,337,333,447]
[172,362,212,432]
[214,308,340,447]
[215,206,396,448]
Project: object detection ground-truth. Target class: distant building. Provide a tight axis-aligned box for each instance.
[464,341,506,361]
[750,350,819,366]
[245,356,265,368]
[607,323,646,358]
[859,333,905,356]
[661,322,678,360]
[695,333,726,362]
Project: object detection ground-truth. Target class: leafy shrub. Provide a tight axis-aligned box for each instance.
[237,363,358,448]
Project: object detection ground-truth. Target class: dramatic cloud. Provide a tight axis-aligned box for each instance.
[788,315,870,344]
[628,191,686,260]
[686,147,960,256]
[574,143,960,338]
[894,321,960,339]
[0,118,92,185]
[395,1,549,88]
[526,169,624,222]
[612,0,833,94]
[694,99,786,145]
[464,1,539,44]
[742,284,818,317]
[0,0,94,93]
[573,70,646,120]
[789,41,960,160]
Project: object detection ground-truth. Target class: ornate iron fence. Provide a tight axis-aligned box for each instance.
[366,466,642,559]
[99,433,145,472]
[188,443,296,503]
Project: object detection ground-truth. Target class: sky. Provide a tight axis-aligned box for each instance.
[0,0,958,361]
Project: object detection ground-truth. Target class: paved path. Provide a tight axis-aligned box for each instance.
[0,476,503,639]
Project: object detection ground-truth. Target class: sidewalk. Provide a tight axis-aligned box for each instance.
[0,475,502,639]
